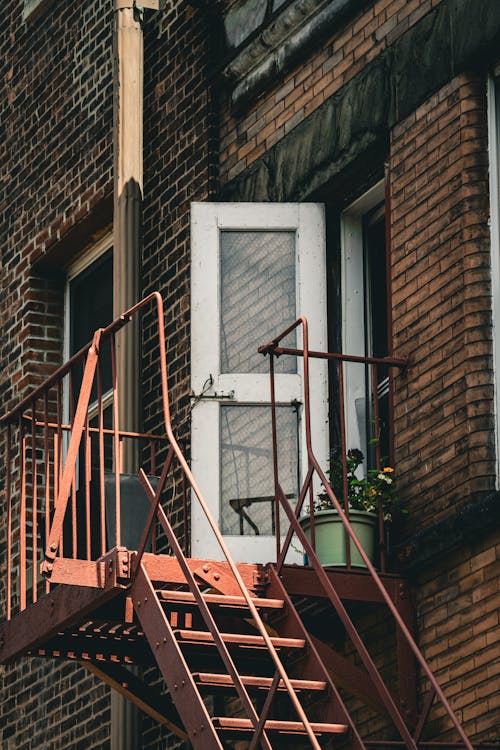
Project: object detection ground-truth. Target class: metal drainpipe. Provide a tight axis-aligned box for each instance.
[112,1,158,747]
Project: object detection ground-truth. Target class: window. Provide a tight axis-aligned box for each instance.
[64,235,113,556]
[67,248,113,378]
[341,181,390,463]
[190,203,328,564]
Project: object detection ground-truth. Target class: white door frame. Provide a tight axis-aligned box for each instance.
[190,202,328,563]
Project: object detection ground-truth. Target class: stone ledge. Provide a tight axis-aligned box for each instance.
[221,0,366,112]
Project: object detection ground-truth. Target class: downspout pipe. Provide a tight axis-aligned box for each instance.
[112,2,158,748]
[113,0,144,469]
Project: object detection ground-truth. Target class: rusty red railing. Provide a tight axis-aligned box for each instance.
[260,319,406,573]
[258,317,474,750]
[1,293,178,618]
[1,294,332,748]
[0,295,477,749]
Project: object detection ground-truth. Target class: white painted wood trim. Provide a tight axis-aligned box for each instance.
[190,202,328,563]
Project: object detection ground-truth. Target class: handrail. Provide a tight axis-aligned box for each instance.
[2,293,326,748]
[2,297,475,749]
[2,293,176,614]
[260,317,474,750]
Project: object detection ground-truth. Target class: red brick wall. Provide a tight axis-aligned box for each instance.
[0,0,113,414]
[0,1,114,747]
[390,73,494,527]
[390,73,498,746]
[1,660,110,750]
[415,531,499,742]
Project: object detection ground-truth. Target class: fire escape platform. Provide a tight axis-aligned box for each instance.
[0,549,266,665]
[0,548,409,672]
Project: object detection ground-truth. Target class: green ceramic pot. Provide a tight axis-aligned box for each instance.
[299,508,377,567]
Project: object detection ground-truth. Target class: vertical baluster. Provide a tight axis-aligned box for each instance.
[338,359,351,569]
[150,440,157,554]
[85,411,91,560]
[44,391,50,593]
[31,399,38,603]
[6,424,12,620]
[56,379,63,557]
[111,333,121,547]
[97,356,106,555]
[69,369,77,559]
[388,369,396,471]
[182,456,188,557]
[269,354,281,562]
[372,364,381,468]
[53,428,59,560]
[19,415,26,611]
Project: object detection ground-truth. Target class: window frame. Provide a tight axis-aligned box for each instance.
[64,233,113,423]
[487,73,500,486]
[341,180,386,459]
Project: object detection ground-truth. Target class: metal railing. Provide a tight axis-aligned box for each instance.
[259,320,406,573]
[1,294,333,749]
[1,293,182,618]
[258,317,474,750]
[0,297,477,749]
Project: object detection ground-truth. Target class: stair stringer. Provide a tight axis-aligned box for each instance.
[131,564,225,749]
[266,565,367,750]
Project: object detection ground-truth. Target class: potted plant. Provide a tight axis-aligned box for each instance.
[300,448,405,567]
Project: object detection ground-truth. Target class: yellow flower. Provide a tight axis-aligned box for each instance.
[383,467,394,473]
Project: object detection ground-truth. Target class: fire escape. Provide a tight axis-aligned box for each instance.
[0,292,484,749]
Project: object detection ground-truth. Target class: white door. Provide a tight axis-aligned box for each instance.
[190,203,328,563]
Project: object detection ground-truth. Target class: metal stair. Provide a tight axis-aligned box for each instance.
[131,561,352,749]
[0,295,481,750]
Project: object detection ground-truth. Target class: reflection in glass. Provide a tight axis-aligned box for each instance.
[220,231,296,374]
[220,405,298,536]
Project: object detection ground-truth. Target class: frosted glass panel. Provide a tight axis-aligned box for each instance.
[220,405,298,536]
[220,231,296,374]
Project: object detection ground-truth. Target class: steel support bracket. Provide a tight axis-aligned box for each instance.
[253,566,269,591]
[116,548,133,582]
[105,548,133,587]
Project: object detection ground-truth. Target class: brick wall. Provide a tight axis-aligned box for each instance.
[0,660,110,750]
[0,0,113,413]
[219,0,443,183]
[0,0,113,747]
[414,531,499,742]
[390,73,494,528]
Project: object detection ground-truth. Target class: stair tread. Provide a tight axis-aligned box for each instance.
[193,672,327,691]
[174,629,305,649]
[156,590,284,610]
[213,717,348,735]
